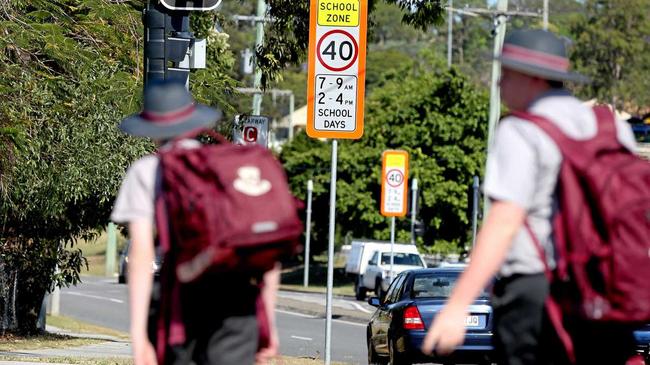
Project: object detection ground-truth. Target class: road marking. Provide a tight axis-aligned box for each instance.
[276,309,317,318]
[349,301,373,313]
[277,309,367,328]
[66,291,125,304]
[333,319,366,327]
[290,335,313,341]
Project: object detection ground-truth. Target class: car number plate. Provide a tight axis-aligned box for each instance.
[465,315,480,327]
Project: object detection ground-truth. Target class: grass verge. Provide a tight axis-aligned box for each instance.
[0,315,128,352]
[280,261,355,297]
[0,333,102,352]
[47,315,129,340]
[0,355,343,365]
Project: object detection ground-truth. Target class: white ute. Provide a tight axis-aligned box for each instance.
[345,239,426,300]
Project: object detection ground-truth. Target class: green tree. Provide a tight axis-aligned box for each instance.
[570,0,650,113]
[280,52,489,256]
[0,1,237,335]
[258,0,446,87]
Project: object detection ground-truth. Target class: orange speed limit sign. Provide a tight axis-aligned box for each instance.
[381,150,409,217]
[306,0,368,139]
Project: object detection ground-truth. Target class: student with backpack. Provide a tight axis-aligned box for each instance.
[111,80,300,365]
[420,29,649,365]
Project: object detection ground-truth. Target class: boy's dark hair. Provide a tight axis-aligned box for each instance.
[547,80,564,89]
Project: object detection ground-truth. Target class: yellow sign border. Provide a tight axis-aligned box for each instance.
[306,0,367,140]
[380,150,409,217]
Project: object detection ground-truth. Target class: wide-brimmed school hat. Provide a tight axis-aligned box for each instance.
[119,80,223,140]
[497,29,589,83]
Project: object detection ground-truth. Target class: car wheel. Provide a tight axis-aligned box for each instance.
[375,279,385,300]
[388,338,411,365]
[367,330,386,365]
[355,278,367,301]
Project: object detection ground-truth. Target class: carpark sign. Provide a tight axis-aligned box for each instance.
[306,0,368,139]
[233,115,269,147]
[381,150,409,217]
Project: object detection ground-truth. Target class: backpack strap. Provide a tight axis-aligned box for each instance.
[524,222,576,363]
[510,106,624,170]
[592,105,624,150]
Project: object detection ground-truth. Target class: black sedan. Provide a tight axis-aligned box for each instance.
[367,267,493,365]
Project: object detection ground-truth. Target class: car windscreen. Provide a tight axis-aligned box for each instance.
[411,273,490,299]
[380,253,423,266]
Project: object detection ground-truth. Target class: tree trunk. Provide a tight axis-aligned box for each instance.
[0,255,53,335]
[0,260,19,334]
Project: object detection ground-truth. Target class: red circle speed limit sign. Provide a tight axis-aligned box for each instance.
[316,29,359,72]
[381,150,409,217]
[306,0,367,140]
[386,169,404,188]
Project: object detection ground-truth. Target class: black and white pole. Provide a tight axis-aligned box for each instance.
[472,176,480,247]
[410,178,418,244]
[324,140,338,365]
[303,179,313,287]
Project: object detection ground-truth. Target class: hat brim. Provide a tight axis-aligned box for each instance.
[119,104,223,140]
[498,56,590,84]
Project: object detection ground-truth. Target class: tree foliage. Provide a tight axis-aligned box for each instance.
[0,0,238,334]
[570,0,650,113]
[280,52,489,255]
[257,0,446,87]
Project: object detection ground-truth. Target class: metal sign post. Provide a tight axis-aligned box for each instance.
[380,150,409,284]
[410,178,418,244]
[306,1,367,364]
[303,180,313,287]
[325,140,337,365]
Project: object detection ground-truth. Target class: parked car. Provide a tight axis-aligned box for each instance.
[634,323,650,364]
[367,267,493,365]
[362,251,426,300]
[345,239,425,300]
[118,240,162,284]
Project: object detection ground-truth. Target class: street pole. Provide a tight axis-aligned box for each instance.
[484,0,508,215]
[289,93,295,139]
[447,0,453,67]
[472,176,480,247]
[303,179,313,287]
[410,178,418,244]
[543,0,548,30]
[105,222,117,277]
[324,140,338,365]
[390,216,395,283]
[252,0,266,115]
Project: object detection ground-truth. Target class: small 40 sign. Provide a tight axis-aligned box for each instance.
[386,169,404,187]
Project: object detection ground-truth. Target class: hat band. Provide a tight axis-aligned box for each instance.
[141,104,196,124]
[502,44,570,72]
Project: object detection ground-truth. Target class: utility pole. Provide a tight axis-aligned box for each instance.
[543,0,549,30]
[252,0,266,115]
[447,0,453,67]
[484,0,509,215]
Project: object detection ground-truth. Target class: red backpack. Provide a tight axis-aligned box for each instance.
[513,106,650,361]
[153,130,303,362]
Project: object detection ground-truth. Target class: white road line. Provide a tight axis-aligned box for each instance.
[349,301,373,314]
[290,335,313,341]
[66,291,125,304]
[333,319,367,327]
[276,309,317,318]
[276,309,367,328]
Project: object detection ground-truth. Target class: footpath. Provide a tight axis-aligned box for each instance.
[0,290,372,365]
